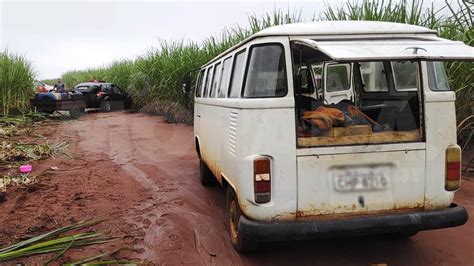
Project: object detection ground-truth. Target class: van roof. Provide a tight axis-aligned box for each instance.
[254,21,436,37]
[202,21,437,67]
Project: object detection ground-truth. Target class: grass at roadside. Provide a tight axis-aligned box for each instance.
[0,50,35,115]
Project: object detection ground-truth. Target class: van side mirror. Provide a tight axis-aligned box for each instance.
[181,74,192,94]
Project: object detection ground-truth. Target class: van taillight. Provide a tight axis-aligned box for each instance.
[254,157,271,204]
[445,146,461,191]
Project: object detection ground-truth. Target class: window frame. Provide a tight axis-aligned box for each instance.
[228,48,247,98]
[324,62,352,93]
[311,63,323,99]
[241,42,288,98]
[391,61,419,92]
[358,61,390,93]
[218,56,233,98]
[195,69,206,98]
[427,61,451,92]
[203,65,214,98]
[209,61,222,98]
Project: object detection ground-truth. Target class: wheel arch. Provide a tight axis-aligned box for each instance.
[194,135,202,159]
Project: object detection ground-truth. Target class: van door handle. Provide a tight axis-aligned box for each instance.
[197,114,201,118]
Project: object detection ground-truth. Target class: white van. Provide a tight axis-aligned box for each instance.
[186,21,473,251]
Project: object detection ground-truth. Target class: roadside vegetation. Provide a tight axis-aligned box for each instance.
[59,0,472,126]
[0,50,35,115]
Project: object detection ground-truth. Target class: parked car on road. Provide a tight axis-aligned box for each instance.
[183,21,474,252]
[74,80,132,112]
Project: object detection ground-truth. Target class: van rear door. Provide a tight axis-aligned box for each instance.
[297,145,426,217]
[293,38,473,217]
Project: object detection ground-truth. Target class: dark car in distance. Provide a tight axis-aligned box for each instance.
[74,80,132,112]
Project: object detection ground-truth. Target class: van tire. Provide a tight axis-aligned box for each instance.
[227,187,258,252]
[199,159,214,186]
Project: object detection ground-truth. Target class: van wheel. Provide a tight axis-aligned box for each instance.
[227,187,258,252]
[199,159,214,186]
[101,100,111,112]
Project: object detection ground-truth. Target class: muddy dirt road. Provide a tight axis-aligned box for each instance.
[1,111,473,265]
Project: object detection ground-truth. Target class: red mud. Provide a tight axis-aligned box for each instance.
[0,111,473,265]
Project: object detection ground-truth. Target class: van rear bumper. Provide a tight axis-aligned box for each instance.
[239,204,468,242]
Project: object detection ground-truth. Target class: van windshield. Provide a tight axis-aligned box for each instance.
[292,44,423,148]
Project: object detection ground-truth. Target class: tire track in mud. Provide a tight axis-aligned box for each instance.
[71,112,242,265]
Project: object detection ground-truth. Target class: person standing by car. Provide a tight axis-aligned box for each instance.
[53,78,66,93]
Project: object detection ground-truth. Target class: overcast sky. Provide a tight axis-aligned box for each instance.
[1,0,447,80]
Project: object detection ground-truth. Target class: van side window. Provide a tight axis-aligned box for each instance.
[210,62,221,98]
[427,61,450,91]
[392,61,419,91]
[326,63,351,92]
[201,68,209,97]
[243,44,287,98]
[218,57,232,98]
[203,65,214,98]
[228,50,246,98]
[195,69,205,97]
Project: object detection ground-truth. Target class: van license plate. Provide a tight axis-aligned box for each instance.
[333,168,390,192]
